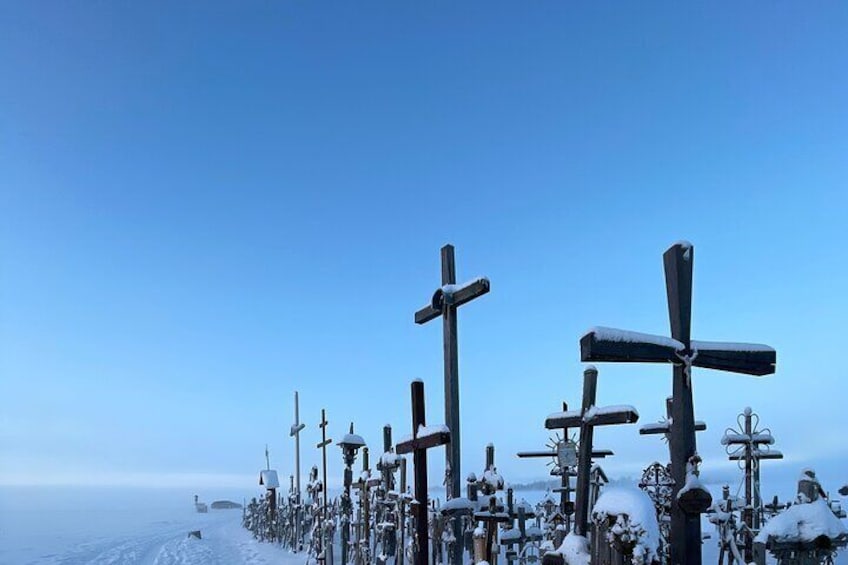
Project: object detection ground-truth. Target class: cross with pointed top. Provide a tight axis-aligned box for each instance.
[579,241,776,565]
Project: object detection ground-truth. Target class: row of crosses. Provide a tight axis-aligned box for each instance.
[246,241,777,565]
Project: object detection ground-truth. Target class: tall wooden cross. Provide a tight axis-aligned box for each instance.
[580,241,776,565]
[544,366,638,538]
[414,244,489,501]
[396,379,451,565]
[415,244,488,565]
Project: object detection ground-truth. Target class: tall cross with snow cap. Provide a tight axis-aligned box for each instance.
[579,241,776,565]
[544,366,639,539]
[396,379,451,565]
[414,244,489,565]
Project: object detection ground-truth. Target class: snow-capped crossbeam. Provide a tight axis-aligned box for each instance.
[414,276,490,324]
[580,327,776,376]
[545,404,639,429]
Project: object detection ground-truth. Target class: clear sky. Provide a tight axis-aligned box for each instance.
[1,2,846,496]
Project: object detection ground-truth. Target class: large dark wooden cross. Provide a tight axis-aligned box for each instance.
[414,244,489,565]
[396,379,451,565]
[580,241,776,565]
[544,366,638,539]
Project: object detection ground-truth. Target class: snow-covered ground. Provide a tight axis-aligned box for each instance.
[2,485,845,564]
[0,486,303,565]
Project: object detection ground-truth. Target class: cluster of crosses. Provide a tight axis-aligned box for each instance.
[240,241,842,565]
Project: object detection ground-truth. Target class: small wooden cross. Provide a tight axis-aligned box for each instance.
[396,379,451,565]
[544,366,638,537]
[579,242,776,565]
[316,409,332,521]
[640,396,707,437]
[474,495,512,563]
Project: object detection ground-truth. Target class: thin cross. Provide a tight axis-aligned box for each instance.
[291,391,306,550]
[396,379,451,565]
[317,409,332,521]
[580,241,776,565]
[544,366,639,538]
[414,244,489,503]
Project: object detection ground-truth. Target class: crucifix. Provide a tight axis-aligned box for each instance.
[291,391,306,551]
[396,379,451,565]
[580,241,776,565]
[544,366,639,539]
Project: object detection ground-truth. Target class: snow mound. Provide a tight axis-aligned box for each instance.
[755,498,847,545]
[592,487,660,564]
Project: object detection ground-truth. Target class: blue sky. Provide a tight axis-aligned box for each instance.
[1,2,846,496]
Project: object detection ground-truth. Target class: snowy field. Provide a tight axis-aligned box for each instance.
[0,486,302,565]
[2,486,845,565]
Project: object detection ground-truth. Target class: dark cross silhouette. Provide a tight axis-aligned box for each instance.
[544,366,638,538]
[317,410,332,521]
[396,379,451,565]
[414,244,489,565]
[414,244,489,497]
[580,241,776,565]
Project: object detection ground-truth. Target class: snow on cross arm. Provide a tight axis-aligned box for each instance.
[585,327,684,351]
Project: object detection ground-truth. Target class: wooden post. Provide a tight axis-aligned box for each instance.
[396,380,452,565]
[580,242,776,565]
[291,391,306,551]
[317,409,333,565]
[415,244,490,565]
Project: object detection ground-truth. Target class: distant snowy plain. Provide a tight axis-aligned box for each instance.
[0,486,301,565]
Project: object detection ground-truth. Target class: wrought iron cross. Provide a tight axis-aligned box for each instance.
[544,366,638,538]
[396,379,451,565]
[580,241,776,565]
